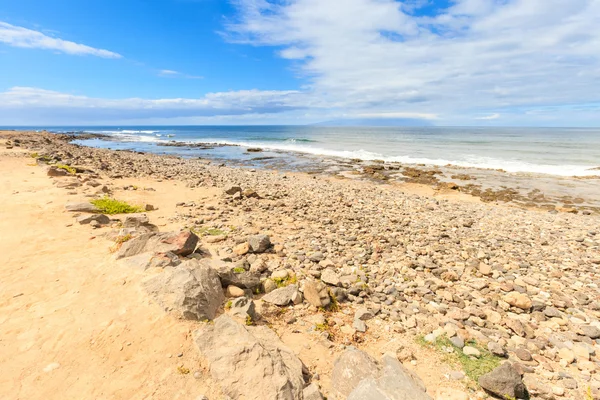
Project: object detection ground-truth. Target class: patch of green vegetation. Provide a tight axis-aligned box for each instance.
[224,300,232,310]
[233,267,246,274]
[416,335,501,382]
[55,164,77,174]
[273,274,297,288]
[191,226,226,236]
[245,315,254,326]
[327,289,340,312]
[91,197,143,215]
[30,152,38,158]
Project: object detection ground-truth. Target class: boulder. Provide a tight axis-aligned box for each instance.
[504,292,532,310]
[77,214,110,225]
[115,231,199,259]
[261,285,299,306]
[248,234,271,253]
[333,349,431,400]
[303,383,324,400]
[193,315,305,399]
[478,363,527,399]
[65,202,100,213]
[303,280,331,308]
[143,260,223,320]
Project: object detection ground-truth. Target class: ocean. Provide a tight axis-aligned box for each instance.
[9,126,600,177]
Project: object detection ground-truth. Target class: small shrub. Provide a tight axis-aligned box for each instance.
[177,365,190,375]
[273,274,297,288]
[55,164,77,174]
[233,267,246,274]
[245,315,254,326]
[225,301,232,310]
[91,197,143,215]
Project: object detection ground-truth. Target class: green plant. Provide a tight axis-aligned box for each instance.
[245,315,254,326]
[115,234,132,244]
[327,289,340,312]
[233,267,246,274]
[225,301,232,310]
[273,274,297,288]
[416,335,501,382]
[30,152,38,158]
[56,164,77,174]
[91,197,143,215]
[191,226,226,236]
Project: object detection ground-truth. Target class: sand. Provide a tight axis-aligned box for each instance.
[0,155,221,400]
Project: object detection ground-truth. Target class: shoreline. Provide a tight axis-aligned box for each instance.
[5,129,600,215]
[1,129,600,399]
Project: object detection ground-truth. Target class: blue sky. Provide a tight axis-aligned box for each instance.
[0,0,599,126]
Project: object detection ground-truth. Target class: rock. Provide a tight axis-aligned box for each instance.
[226,285,245,297]
[233,242,250,255]
[463,346,481,358]
[248,234,271,253]
[76,214,110,225]
[478,363,526,399]
[581,325,600,339]
[353,319,367,332]
[355,307,374,321]
[216,264,261,290]
[321,268,341,286]
[65,202,100,213]
[115,231,199,259]
[143,260,224,320]
[263,279,277,293]
[309,252,324,262]
[331,347,379,398]
[558,348,575,364]
[332,348,431,400]
[449,336,465,349]
[261,285,299,306]
[303,383,324,400]
[303,280,331,308]
[504,292,532,310]
[47,166,69,177]
[123,213,150,228]
[224,186,242,195]
[193,315,304,399]
[228,297,257,321]
[242,189,261,199]
[515,348,532,362]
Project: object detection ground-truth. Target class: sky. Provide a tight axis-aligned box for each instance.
[0,0,599,126]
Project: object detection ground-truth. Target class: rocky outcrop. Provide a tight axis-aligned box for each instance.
[142,259,223,320]
[331,348,431,400]
[194,315,305,400]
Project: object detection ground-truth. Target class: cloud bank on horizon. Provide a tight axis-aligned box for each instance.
[1,0,599,126]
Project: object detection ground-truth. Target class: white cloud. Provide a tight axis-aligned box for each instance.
[476,113,500,120]
[0,86,304,123]
[226,0,600,123]
[159,69,180,76]
[158,69,204,79]
[0,22,121,58]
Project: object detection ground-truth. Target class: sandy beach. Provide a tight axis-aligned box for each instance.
[1,130,600,400]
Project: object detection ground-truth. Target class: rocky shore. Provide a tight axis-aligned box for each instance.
[2,130,600,399]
